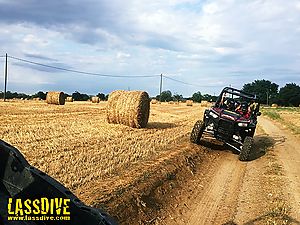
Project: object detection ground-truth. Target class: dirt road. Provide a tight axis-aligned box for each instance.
[159,117,300,225]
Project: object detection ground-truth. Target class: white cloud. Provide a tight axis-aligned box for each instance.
[202,2,221,14]
[116,52,131,59]
[23,34,49,46]
[0,0,300,95]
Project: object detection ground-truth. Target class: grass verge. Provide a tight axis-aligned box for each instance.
[262,108,300,134]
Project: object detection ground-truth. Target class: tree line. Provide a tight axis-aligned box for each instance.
[242,80,300,107]
[0,91,108,101]
[1,79,299,106]
[155,80,300,107]
[155,90,217,103]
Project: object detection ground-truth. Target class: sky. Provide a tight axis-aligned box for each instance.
[0,0,299,97]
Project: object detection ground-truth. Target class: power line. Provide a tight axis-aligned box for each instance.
[163,75,196,86]
[3,53,222,91]
[7,55,160,78]
[163,75,220,88]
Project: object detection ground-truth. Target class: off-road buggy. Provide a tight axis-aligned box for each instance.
[190,87,261,161]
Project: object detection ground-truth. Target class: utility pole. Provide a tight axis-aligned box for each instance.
[4,53,7,102]
[159,73,163,102]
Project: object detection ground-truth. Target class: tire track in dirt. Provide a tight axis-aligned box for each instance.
[213,159,247,224]
[160,118,299,225]
[160,142,250,225]
[187,153,246,224]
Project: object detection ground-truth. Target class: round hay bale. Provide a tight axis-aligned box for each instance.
[66,96,73,102]
[92,96,100,103]
[201,100,208,107]
[186,100,193,106]
[106,90,150,128]
[271,103,278,108]
[46,91,65,105]
[168,101,174,104]
[151,99,158,104]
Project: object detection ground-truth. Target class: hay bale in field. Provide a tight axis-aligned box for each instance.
[92,96,100,103]
[168,101,174,104]
[33,97,41,101]
[186,100,193,106]
[107,90,150,128]
[46,91,65,105]
[151,99,158,104]
[201,100,208,107]
[175,101,179,105]
[66,96,73,102]
[271,103,278,108]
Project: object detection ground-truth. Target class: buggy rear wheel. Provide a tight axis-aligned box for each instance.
[190,120,205,144]
[239,136,253,161]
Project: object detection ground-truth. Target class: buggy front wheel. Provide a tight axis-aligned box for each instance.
[239,136,253,161]
[190,120,205,144]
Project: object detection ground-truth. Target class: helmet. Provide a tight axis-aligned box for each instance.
[225,98,234,110]
[241,102,248,113]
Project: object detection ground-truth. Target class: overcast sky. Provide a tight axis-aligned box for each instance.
[0,0,299,96]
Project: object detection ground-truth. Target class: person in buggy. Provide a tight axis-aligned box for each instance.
[220,93,236,111]
[235,102,251,119]
[220,93,252,119]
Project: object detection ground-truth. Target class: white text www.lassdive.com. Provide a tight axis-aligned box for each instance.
[8,215,70,221]
[7,197,71,221]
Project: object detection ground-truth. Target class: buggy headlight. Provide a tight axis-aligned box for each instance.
[238,122,248,127]
[209,111,218,119]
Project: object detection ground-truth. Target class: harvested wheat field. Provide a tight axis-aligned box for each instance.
[2,101,300,224]
[0,101,203,204]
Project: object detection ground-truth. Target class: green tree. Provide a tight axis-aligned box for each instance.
[156,90,172,102]
[202,94,217,102]
[242,79,279,104]
[97,93,106,101]
[173,93,183,101]
[72,91,90,101]
[32,91,46,100]
[0,91,30,99]
[192,91,202,103]
[278,83,300,106]
[1,91,30,99]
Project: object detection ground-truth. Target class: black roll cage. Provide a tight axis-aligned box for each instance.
[215,87,257,106]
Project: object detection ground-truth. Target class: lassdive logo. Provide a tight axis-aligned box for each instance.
[7,197,71,221]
